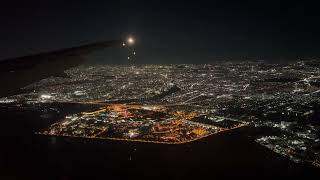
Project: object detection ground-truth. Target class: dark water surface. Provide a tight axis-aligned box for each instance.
[0,104,319,179]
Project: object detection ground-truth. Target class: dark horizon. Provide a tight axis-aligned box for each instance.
[1,0,320,63]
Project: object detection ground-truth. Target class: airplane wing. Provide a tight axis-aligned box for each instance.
[0,40,122,98]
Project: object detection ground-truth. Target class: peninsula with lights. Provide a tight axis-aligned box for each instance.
[37,104,247,144]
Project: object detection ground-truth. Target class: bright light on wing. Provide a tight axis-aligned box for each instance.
[127,36,135,45]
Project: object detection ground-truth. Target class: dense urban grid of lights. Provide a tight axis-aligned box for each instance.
[1,60,320,168]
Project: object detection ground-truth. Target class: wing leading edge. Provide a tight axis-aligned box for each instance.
[0,40,122,98]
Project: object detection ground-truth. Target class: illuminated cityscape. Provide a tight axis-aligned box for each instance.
[38,104,246,144]
[2,0,320,178]
[1,60,320,169]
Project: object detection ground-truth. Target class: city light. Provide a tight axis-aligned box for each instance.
[39,104,245,144]
[40,94,53,99]
[2,60,320,168]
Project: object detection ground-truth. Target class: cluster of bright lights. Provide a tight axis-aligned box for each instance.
[40,94,53,99]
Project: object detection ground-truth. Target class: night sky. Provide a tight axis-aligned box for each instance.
[0,0,320,63]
